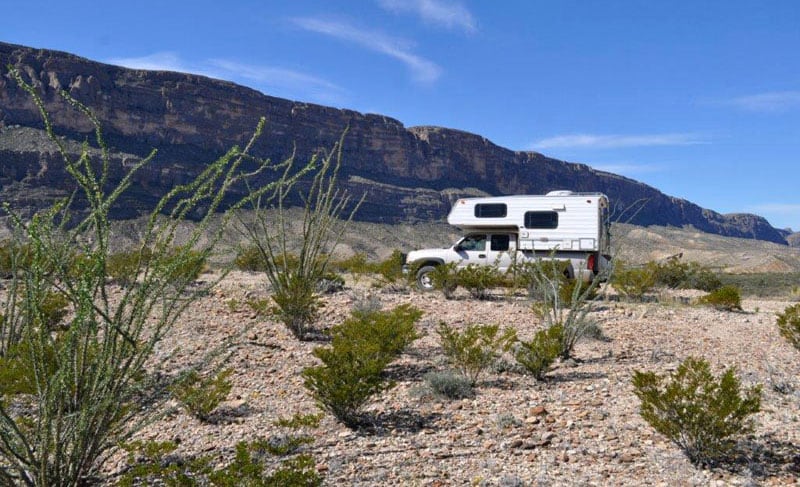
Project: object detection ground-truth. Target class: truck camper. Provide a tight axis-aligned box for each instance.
[403,191,611,290]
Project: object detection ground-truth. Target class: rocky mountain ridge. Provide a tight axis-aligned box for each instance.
[0,41,789,244]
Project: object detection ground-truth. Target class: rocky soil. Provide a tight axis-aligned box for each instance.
[105,271,800,486]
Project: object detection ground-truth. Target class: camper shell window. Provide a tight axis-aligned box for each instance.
[474,203,507,218]
[524,211,558,229]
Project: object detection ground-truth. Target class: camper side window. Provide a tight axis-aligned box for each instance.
[524,211,558,229]
[474,203,507,218]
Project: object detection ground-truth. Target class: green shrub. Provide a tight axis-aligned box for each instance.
[683,263,723,292]
[423,370,475,399]
[170,368,233,421]
[430,262,459,298]
[514,324,563,380]
[698,285,742,311]
[246,297,272,317]
[436,322,517,385]
[777,304,800,350]
[0,338,58,398]
[0,241,33,278]
[331,252,371,275]
[303,305,422,426]
[457,264,503,299]
[332,304,422,361]
[38,291,70,331]
[270,272,321,339]
[159,246,207,286]
[120,439,322,487]
[647,259,722,292]
[523,260,570,299]
[106,247,153,287]
[632,356,761,466]
[118,440,212,487]
[612,262,655,300]
[375,249,406,283]
[234,245,268,272]
[559,279,597,304]
[0,67,302,486]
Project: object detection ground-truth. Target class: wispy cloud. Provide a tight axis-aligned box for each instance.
[532,133,707,150]
[207,59,345,103]
[291,17,442,83]
[727,91,800,113]
[106,53,346,105]
[378,0,477,33]
[108,52,195,73]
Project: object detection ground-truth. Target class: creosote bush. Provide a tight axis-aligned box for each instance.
[777,304,800,350]
[303,305,422,427]
[457,264,504,299]
[514,324,563,380]
[170,368,233,421]
[119,439,322,486]
[431,262,459,299]
[697,285,742,311]
[648,258,722,292]
[436,322,516,386]
[611,261,655,300]
[234,244,268,272]
[632,356,761,466]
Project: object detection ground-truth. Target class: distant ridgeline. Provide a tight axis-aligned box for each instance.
[0,41,789,244]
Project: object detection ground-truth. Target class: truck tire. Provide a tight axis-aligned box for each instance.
[416,265,437,291]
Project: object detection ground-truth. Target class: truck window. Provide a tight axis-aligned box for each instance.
[524,211,558,229]
[490,234,510,251]
[458,235,486,251]
[474,203,507,218]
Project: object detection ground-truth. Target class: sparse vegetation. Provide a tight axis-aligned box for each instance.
[648,258,722,292]
[0,66,300,486]
[430,262,459,298]
[514,324,563,380]
[302,305,421,427]
[456,264,504,299]
[777,304,800,350]
[170,368,234,421]
[611,261,656,300]
[632,356,761,466]
[436,322,516,386]
[697,285,742,311]
[119,439,322,486]
[423,370,476,399]
[237,133,361,340]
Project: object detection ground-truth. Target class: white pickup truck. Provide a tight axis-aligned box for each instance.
[403,191,611,290]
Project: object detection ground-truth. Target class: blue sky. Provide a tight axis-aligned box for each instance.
[4,0,799,232]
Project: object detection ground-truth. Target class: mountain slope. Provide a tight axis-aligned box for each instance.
[0,41,787,244]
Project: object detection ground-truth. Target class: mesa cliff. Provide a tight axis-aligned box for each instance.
[0,42,787,244]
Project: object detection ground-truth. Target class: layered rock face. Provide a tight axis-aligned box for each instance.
[0,42,788,244]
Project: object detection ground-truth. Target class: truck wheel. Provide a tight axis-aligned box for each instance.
[416,265,437,291]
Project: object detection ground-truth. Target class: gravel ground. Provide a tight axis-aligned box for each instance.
[103,270,800,486]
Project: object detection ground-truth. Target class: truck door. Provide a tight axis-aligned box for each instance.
[455,234,488,267]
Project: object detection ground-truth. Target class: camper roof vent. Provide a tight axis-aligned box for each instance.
[546,190,574,196]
